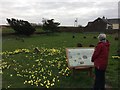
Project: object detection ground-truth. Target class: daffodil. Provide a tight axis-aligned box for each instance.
[112,56,120,59]
[10,74,13,77]
[40,83,44,86]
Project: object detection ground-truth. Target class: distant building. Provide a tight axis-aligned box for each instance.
[107,18,120,30]
[85,17,111,32]
[85,17,120,32]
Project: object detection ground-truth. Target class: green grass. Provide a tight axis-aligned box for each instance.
[2,27,15,34]
[2,27,44,34]
[1,28,119,89]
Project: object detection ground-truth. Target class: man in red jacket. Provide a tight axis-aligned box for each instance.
[91,33,110,90]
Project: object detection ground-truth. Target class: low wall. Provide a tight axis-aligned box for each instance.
[58,27,84,33]
[105,29,119,34]
[2,25,119,34]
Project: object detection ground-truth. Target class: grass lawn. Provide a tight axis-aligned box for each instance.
[1,28,119,89]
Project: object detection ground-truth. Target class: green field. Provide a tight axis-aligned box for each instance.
[1,28,119,89]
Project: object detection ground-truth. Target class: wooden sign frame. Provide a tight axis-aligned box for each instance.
[66,47,94,69]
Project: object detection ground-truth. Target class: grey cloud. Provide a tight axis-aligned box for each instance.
[0,0,119,26]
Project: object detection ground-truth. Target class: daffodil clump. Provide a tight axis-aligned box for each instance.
[2,47,71,88]
[2,49,30,55]
[112,56,120,59]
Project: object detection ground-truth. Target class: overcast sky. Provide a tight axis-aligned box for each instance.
[0,0,119,26]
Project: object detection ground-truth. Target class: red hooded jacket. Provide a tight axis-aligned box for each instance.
[91,40,110,70]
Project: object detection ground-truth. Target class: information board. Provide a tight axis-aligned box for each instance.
[66,48,94,68]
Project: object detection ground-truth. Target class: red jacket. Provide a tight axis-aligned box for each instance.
[91,40,110,70]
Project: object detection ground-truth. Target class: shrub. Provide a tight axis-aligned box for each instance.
[117,49,120,56]
[42,18,60,33]
[72,35,75,38]
[89,44,95,47]
[83,36,86,39]
[115,37,118,40]
[6,18,36,36]
[93,36,97,39]
[77,43,83,47]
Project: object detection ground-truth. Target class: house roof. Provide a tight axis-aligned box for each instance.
[102,18,111,24]
[107,18,120,24]
[86,17,111,27]
[95,17,112,24]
